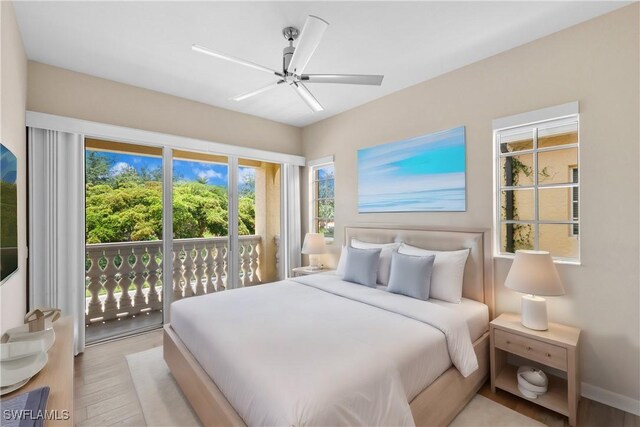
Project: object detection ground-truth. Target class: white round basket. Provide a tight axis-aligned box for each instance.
[517,366,548,399]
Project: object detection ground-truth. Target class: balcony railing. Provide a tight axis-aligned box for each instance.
[85,235,264,325]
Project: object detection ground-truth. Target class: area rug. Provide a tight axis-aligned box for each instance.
[126,347,200,426]
[127,347,544,427]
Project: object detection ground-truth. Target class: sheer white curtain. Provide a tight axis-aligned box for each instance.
[282,164,302,277]
[28,128,85,354]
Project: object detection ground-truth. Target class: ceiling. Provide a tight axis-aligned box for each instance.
[14,1,628,127]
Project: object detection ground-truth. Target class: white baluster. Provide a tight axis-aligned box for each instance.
[215,243,226,291]
[193,244,205,296]
[146,245,162,310]
[183,245,195,298]
[131,246,147,315]
[101,249,120,321]
[118,252,133,313]
[250,240,260,285]
[85,249,103,324]
[242,243,251,287]
[173,245,184,300]
[205,243,216,294]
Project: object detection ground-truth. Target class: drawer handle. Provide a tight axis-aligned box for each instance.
[527,346,532,351]
[546,353,551,358]
[506,340,511,345]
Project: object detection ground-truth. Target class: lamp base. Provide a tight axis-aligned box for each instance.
[307,254,321,271]
[521,295,548,331]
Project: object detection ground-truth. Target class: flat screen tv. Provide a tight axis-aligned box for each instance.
[1,143,18,283]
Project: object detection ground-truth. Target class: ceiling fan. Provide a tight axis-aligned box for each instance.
[192,15,384,112]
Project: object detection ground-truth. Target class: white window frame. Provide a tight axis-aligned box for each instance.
[308,156,335,242]
[570,166,579,237]
[492,102,580,264]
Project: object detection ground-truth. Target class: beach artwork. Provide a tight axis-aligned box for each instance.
[358,126,466,212]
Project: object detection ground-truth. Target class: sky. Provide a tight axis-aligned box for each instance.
[88,150,254,186]
[1,144,17,184]
[357,126,466,212]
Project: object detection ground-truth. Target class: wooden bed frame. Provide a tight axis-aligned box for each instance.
[164,225,494,426]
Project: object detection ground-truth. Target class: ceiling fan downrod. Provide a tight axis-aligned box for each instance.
[282,26,299,75]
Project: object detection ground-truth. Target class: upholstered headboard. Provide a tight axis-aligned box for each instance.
[344,224,494,319]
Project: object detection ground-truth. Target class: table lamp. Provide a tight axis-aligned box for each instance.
[504,250,565,331]
[301,233,327,271]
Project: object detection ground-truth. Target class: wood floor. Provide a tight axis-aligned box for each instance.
[75,329,638,427]
[74,328,162,426]
[478,384,639,427]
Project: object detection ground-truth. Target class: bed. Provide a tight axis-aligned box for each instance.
[164,225,494,426]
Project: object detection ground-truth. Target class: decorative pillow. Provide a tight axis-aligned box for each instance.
[336,245,348,276]
[387,252,436,301]
[350,239,400,286]
[343,246,382,287]
[398,243,470,303]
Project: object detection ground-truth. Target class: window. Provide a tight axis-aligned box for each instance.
[494,104,579,262]
[309,157,335,240]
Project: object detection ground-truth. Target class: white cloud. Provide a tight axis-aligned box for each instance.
[195,168,223,182]
[110,162,134,176]
[238,167,255,184]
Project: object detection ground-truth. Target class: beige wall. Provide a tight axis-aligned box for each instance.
[253,161,281,283]
[27,62,303,156]
[302,4,640,406]
[0,0,28,333]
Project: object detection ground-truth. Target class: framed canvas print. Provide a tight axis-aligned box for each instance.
[358,126,466,213]
[1,143,18,283]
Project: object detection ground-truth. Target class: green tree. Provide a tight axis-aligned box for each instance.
[85,152,113,185]
[238,196,255,235]
[85,158,256,243]
[85,181,163,243]
[140,166,162,182]
[239,170,255,200]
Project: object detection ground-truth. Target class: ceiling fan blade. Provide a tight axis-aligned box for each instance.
[301,74,384,86]
[287,15,329,75]
[231,81,284,101]
[192,44,281,76]
[291,82,323,112]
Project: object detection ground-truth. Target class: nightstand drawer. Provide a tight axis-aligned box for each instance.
[494,328,567,370]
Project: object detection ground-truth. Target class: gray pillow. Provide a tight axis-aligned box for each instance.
[343,246,381,287]
[387,251,436,301]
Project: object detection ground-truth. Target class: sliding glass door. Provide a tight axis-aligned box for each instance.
[84,140,287,341]
[170,151,230,301]
[166,150,283,305]
[84,138,165,344]
[233,158,282,288]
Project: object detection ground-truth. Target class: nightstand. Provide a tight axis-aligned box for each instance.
[490,313,581,426]
[291,266,333,277]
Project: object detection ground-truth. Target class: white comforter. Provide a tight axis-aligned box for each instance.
[170,274,478,426]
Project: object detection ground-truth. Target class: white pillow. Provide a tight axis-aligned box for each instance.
[351,239,400,286]
[398,243,470,303]
[336,245,348,276]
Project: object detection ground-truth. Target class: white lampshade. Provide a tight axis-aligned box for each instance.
[301,233,327,255]
[504,250,565,296]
